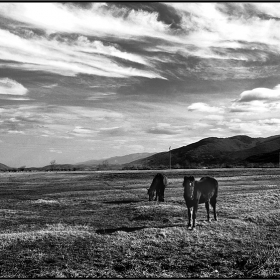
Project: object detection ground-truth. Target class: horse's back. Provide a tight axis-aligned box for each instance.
[199,176,218,189]
[197,176,218,202]
[156,173,167,190]
[151,173,167,191]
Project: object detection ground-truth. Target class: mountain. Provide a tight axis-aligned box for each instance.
[41,164,77,171]
[125,135,280,168]
[0,163,13,171]
[77,152,155,166]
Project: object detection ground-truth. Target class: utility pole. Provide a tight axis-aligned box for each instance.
[169,146,171,170]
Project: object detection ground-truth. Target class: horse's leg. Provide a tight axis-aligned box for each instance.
[161,188,165,202]
[158,189,164,202]
[192,201,199,229]
[187,207,192,229]
[213,202,217,221]
[205,201,210,222]
[210,197,217,221]
[154,190,158,201]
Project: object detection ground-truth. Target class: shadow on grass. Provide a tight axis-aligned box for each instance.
[96,226,146,234]
[103,199,142,204]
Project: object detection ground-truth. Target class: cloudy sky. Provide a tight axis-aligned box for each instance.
[1,2,280,167]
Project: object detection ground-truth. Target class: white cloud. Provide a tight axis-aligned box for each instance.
[258,118,280,125]
[162,3,280,63]
[41,83,58,89]
[7,130,25,134]
[1,3,280,80]
[75,36,148,65]
[0,78,28,95]
[225,118,280,136]
[238,85,280,102]
[72,126,93,135]
[203,114,224,121]
[146,122,187,135]
[99,126,121,131]
[229,85,280,116]
[86,92,117,101]
[1,97,30,101]
[170,3,280,44]
[209,127,224,132]
[2,2,274,66]
[0,29,164,79]
[0,3,171,41]
[67,106,124,121]
[50,148,62,153]
[0,104,126,139]
[188,102,224,113]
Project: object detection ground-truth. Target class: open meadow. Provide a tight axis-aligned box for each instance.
[0,168,279,278]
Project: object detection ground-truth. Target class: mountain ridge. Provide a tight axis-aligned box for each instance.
[126,134,280,168]
[77,152,155,166]
[2,135,280,170]
[0,163,12,171]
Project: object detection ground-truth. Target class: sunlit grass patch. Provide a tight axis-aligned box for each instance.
[0,223,94,247]
[31,199,60,205]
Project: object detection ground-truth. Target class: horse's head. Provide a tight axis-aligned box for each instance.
[183,176,195,199]
[147,187,155,201]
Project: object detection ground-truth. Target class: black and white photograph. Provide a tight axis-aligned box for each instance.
[0,2,279,278]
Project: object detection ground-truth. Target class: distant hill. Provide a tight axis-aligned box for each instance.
[0,163,13,171]
[125,135,280,168]
[41,164,76,171]
[78,152,155,166]
[2,135,280,171]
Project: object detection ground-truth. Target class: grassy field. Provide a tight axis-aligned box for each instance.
[0,168,279,278]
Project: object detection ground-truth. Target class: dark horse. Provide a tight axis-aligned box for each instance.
[183,176,218,230]
[147,173,167,202]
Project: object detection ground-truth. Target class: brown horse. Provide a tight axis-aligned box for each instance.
[183,176,218,230]
[147,173,167,202]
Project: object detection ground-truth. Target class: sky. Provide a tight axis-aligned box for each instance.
[1,2,280,167]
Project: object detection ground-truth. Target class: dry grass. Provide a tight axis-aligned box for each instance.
[0,168,279,277]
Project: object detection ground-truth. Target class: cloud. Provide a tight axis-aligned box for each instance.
[72,126,93,136]
[187,102,224,113]
[146,123,183,135]
[1,3,280,82]
[169,3,280,45]
[203,115,224,121]
[237,84,280,102]
[0,97,30,101]
[66,107,124,121]
[0,104,126,139]
[0,28,164,79]
[193,122,212,128]
[0,78,28,95]
[147,127,178,135]
[229,85,280,115]
[74,36,148,65]
[230,100,273,114]
[86,92,117,101]
[3,2,277,66]
[41,83,58,89]
[50,148,62,153]
[0,3,171,40]
[7,130,25,134]
[99,126,127,137]
[224,118,280,136]
[258,118,280,125]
